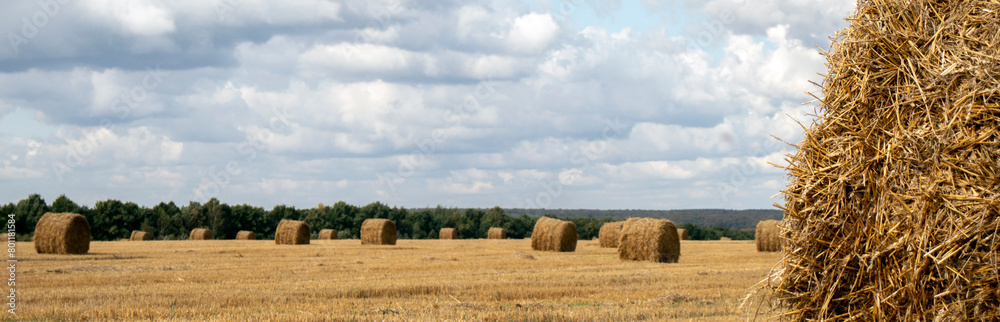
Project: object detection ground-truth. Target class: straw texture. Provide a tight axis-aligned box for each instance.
[275,219,310,245]
[530,217,577,252]
[33,212,90,254]
[598,222,623,248]
[318,229,337,240]
[617,218,679,263]
[775,0,1000,320]
[361,219,396,245]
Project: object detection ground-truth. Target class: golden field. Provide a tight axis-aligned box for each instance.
[17,239,781,321]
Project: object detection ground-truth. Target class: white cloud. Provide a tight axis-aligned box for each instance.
[506,13,560,54]
[0,0,846,209]
[82,0,177,36]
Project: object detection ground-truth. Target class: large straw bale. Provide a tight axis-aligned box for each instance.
[617,218,679,263]
[275,219,310,245]
[676,228,689,240]
[33,212,90,254]
[130,230,152,241]
[318,229,337,240]
[598,222,623,248]
[774,1,1000,319]
[236,231,256,240]
[361,219,396,245]
[755,220,780,252]
[487,227,506,239]
[439,228,457,239]
[189,228,213,240]
[530,217,577,252]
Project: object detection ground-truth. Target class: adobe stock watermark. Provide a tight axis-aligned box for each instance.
[5,213,14,315]
[341,0,403,59]
[377,76,498,193]
[7,0,72,55]
[523,117,628,208]
[191,106,292,202]
[51,66,170,183]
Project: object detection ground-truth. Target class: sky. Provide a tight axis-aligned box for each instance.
[0,0,856,210]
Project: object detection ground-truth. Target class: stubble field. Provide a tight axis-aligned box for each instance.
[17,239,781,321]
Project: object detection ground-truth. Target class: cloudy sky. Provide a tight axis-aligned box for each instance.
[0,0,855,210]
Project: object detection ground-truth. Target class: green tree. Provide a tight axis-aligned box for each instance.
[50,194,80,213]
[204,198,236,239]
[182,201,206,231]
[329,201,358,238]
[152,202,182,239]
[15,194,49,236]
[479,206,509,238]
[91,199,141,240]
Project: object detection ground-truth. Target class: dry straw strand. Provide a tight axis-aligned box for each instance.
[130,230,152,241]
[189,228,213,240]
[439,228,457,239]
[34,212,90,254]
[773,0,1000,320]
[318,229,337,240]
[598,221,624,248]
[617,218,679,263]
[275,219,310,245]
[755,220,781,252]
[235,231,256,240]
[361,219,396,245]
[530,217,578,252]
[487,227,506,239]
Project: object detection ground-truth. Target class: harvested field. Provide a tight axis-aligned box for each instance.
[21,239,777,320]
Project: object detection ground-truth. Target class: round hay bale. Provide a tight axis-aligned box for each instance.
[33,212,90,254]
[776,1,1000,319]
[719,236,731,241]
[439,228,457,239]
[360,219,396,245]
[755,220,780,252]
[235,231,256,240]
[598,222,624,248]
[487,227,506,239]
[318,229,337,240]
[617,217,679,263]
[677,228,689,240]
[275,219,310,245]
[189,228,213,240]
[530,217,577,252]
[130,230,152,241]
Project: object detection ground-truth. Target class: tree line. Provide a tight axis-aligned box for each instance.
[3,194,754,241]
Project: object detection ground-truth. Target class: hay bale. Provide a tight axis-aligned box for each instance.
[530,217,577,252]
[33,212,90,254]
[236,231,256,240]
[439,228,457,239]
[275,219,310,245]
[360,219,396,245]
[677,228,689,240]
[755,220,780,252]
[719,236,731,241]
[617,218,679,263]
[487,227,506,239]
[130,230,152,241]
[318,229,337,240]
[598,222,624,248]
[774,1,1000,320]
[189,228,213,240]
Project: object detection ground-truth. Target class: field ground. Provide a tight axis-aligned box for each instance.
[17,239,782,321]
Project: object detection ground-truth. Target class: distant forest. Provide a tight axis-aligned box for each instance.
[5,194,779,242]
[503,208,783,231]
